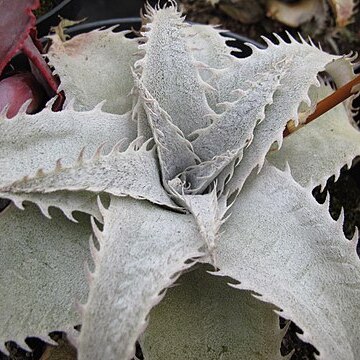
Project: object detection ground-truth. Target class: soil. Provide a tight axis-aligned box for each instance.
[34,0,61,18]
[180,0,360,56]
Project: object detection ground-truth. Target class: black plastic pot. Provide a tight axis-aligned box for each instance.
[12,17,262,76]
[76,0,166,21]
[36,0,83,37]
[64,18,264,58]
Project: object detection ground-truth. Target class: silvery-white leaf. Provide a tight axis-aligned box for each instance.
[135,5,215,136]
[223,38,355,195]
[1,3,359,359]
[173,188,228,257]
[184,24,234,69]
[0,107,136,185]
[0,139,177,210]
[142,265,288,360]
[47,29,141,114]
[267,82,360,187]
[77,196,204,360]
[191,69,284,161]
[0,204,91,354]
[138,81,198,185]
[0,191,102,222]
[180,149,239,194]
[216,162,360,360]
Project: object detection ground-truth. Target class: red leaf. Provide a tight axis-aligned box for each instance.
[0,0,40,75]
[0,72,45,118]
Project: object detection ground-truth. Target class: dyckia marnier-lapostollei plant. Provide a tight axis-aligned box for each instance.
[1,2,360,359]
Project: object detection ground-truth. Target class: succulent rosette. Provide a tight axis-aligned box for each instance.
[1,2,360,360]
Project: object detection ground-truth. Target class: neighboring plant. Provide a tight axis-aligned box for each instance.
[1,2,360,360]
[207,0,357,28]
[266,0,356,28]
[0,0,58,118]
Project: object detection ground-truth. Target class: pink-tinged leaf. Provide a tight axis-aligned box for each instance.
[22,36,59,95]
[0,0,40,75]
[0,72,45,118]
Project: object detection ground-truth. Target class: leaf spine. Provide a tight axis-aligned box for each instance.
[90,216,104,247]
[93,142,107,160]
[89,234,100,264]
[84,260,95,284]
[55,158,63,172]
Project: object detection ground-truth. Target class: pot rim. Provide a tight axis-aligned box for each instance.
[36,0,74,25]
[63,17,265,49]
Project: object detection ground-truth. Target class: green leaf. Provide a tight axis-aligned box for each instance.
[77,196,204,360]
[215,163,360,360]
[0,203,91,353]
[142,265,288,360]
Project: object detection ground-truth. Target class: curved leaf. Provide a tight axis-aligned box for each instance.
[0,191,102,221]
[142,265,288,360]
[173,189,228,257]
[215,163,360,360]
[0,105,136,185]
[267,83,360,188]
[223,38,355,195]
[0,0,38,74]
[0,203,91,353]
[184,24,234,70]
[77,196,204,360]
[135,4,214,136]
[0,72,44,118]
[47,29,140,114]
[191,68,284,161]
[0,139,178,210]
[138,82,198,185]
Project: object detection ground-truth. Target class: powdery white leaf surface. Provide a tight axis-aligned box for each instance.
[0,139,177,210]
[139,83,198,184]
[174,189,227,256]
[184,24,234,69]
[183,24,238,110]
[0,190,102,222]
[209,35,354,105]
[47,29,140,114]
[142,266,288,360]
[223,39,355,195]
[215,163,360,360]
[0,203,91,353]
[191,68,284,161]
[178,149,238,194]
[77,196,204,360]
[267,83,360,188]
[135,5,215,136]
[0,106,136,185]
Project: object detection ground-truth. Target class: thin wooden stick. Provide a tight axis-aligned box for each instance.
[284,74,360,137]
